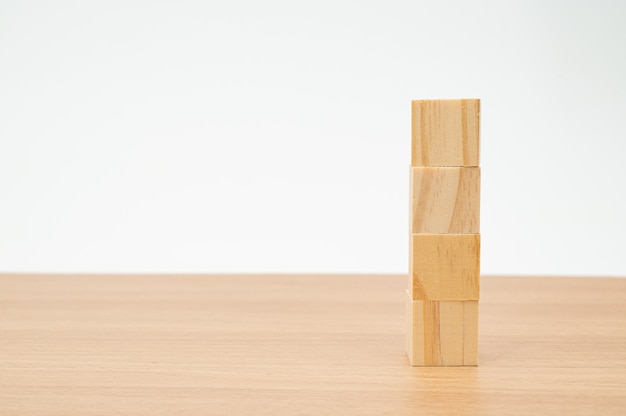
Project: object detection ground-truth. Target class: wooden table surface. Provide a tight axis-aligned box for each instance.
[1,274,625,415]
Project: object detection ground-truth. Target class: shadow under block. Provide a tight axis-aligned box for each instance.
[411,99,480,167]
[410,166,480,234]
[407,293,478,366]
[410,234,480,301]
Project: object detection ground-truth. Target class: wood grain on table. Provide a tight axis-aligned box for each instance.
[1,274,625,415]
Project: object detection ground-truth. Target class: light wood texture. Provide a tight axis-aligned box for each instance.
[411,99,480,166]
[409,98,481,366]
[433,299,478,366]
[2,274,626,415]
[410,234,480,300]
[410,166,480,233]
[407,293,478,366]
[406,289,424,365]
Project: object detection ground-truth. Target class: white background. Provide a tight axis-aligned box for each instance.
[1,0,625,276]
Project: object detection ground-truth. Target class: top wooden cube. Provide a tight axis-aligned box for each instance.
[411,99,480,167]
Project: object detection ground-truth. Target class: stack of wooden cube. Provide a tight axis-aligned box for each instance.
[407,99,481,366]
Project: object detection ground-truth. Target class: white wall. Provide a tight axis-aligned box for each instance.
[1,0,625,276]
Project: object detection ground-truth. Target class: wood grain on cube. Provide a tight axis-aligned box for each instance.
[410,166,480,234]
[425,300,478,366]
[461,299,479,364]
[406,290,424,365]
[411,99,480,167]
[410,234,480,301]
[407,295,478,366]
[439,300,478,366]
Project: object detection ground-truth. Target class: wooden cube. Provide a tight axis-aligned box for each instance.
[407,292,478,366]
[410,166,480,234]
[410,234,480,301]
[411,99,480,167]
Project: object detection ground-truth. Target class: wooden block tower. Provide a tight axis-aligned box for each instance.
[407,99,480,366]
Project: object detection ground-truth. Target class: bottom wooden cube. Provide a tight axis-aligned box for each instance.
[406,292,478,366]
